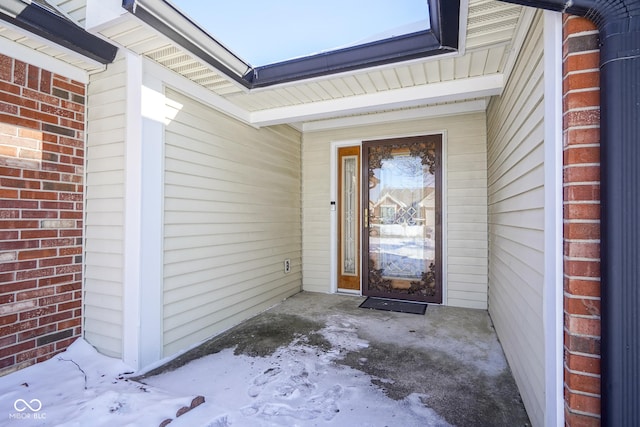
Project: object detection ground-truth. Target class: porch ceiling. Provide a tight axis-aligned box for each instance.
[12,0,534,130]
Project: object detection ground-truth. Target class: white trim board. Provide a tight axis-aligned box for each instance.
[122,51,143,369]
[138,63,165,367]
[122,53,167,369]
[303,100,487,133]
[252,75,503,127]
[543,10,564,427]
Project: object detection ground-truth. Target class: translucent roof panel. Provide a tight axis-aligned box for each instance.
[168,0,430,67]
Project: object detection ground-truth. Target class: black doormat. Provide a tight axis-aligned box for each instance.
[359,297,427,315]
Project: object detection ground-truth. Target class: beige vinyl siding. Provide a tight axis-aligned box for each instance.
[84,55,127,358]
[302,113,488,309]
[487,11,545,427]
[163,88,302,356]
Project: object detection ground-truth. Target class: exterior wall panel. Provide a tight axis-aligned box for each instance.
[163,88,302,356]
[84,55,127,358]
[487,12,545,427]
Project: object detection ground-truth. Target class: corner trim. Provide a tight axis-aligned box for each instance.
[543,10,564,427]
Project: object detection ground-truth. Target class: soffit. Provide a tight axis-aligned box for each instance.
[46,0,87,27]
[0,25,101,72]
[46,0,530,127]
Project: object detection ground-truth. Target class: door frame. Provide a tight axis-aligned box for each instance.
[330,132,448,304]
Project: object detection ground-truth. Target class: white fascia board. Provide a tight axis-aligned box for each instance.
[302,99,488,133]
[250,74,503,127]
[0,26,96,82]
[85,0,129,33]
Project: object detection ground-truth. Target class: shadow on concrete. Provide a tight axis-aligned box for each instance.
[140,292,530,426]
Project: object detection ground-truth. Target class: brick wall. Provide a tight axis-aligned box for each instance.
[562,16,601,426]
[0,54,85,375]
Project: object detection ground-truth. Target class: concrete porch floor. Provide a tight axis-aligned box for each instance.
[141,292,530,426]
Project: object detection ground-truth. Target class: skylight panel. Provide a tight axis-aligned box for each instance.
[168,0,430,66]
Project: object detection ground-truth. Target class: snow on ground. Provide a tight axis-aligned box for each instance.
[148,315,450,427]
[0,340,197,427]
[0,316,451,426]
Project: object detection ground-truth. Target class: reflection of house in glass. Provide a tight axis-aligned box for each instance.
[370,187,436,278]
[372,188,435,229]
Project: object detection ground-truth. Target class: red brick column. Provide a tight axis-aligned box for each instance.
[562,16,602,426]
[0,54,85,375]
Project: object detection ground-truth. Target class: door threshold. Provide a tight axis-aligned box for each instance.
[336,289,361,296]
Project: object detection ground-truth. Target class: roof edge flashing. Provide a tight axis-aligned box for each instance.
[0,0,117,64]
[123,0,252,87]
[248,30,450,88]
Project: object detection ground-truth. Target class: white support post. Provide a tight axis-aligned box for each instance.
[122,52,165,369]
[138,60,165,368]
[140,61,165,367]
[122,51,143,369]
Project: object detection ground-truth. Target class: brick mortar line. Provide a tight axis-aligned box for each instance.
[564,385,601,399]
[564,124,600,130]
[564,68,600,76]
[563,276,601,288]
[564,277,602,283]
[564,407,602,420]
[563,183,600,188]
[563,200,601,205]
[565,366,601,378]
[564,330,601,341]
[564,348,602,358]
[563,162,601,168]
[563,294,601,302]
[563,87,600,94]
[564,29,599,37]
[562,143,601,148]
